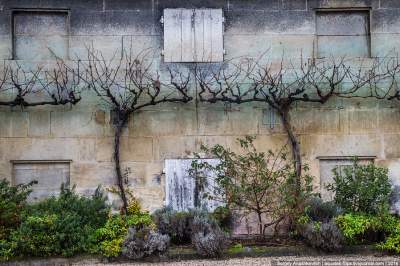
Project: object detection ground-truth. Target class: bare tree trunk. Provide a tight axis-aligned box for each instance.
[257,211,263,236]
[279,108,302,196]
[114,114,129,214]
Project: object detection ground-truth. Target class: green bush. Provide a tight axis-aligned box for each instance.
[90,212,154,258]
[9,186,109,258]
[326,161,391,215]
[335,212,396,244]
[0,179,36,261]
[27,185,109,228]
[0,179,36,239]
[377,222,400,253]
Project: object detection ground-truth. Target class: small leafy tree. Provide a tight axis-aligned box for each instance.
[326,160,391,215]
[191,136,314,235]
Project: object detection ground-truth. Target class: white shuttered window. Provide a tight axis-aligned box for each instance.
[163,8,224,63]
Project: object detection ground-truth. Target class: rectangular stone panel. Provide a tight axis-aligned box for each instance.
[13,161,70,202]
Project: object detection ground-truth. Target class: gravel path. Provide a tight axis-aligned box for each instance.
[75,255,400,266]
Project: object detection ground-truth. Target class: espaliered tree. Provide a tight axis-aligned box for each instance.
[66,48,193,213]
[0,60,81,107]
[195,56,398,200]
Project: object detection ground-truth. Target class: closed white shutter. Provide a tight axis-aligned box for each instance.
[165,159,222,211]
[163,8,223,63]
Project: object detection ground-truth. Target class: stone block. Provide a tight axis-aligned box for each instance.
[69,35,123,61]
[380,0,400,8]
[0,111,28,137]
[105,0,154,11]
[0,11,11,35]
[95,137,114,162]
[130,108,197,137]
[78,138,97,162]
[50,111,104,137]
[197,106,229,135]
[154,136,196,160]
[225,10,315,35]
[301,134,381,158]
[282,0,307,10]
[291,108,341,134]
[224,34,314,61]
[122,36,161,54]
[10,112,28,137]
[120,161,164,188]
[71,162,115,189]
[0,35,11,60]
[308,0,379,9]
[28,111,50,137]
[131,186,165,212]
[71,10,157,36]
[228,0,280,11]
[39,0,104,11]
[1,138,31,161]
[348,109,378,134]
[371,33,400,57]
[121,137,154,162]
[378,108,400,133]
[28,138,79,160]
[156,0,227,10]
[384,134,400,159]
[372,9,400,34]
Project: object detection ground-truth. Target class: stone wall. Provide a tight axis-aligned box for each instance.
[0,0,400,221]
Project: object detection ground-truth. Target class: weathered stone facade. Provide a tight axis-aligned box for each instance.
[1,0,400,220]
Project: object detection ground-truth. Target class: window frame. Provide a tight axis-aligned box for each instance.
[314,7,372,59]
[11,8,71,60]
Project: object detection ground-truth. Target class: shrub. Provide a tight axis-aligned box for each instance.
[211,206,233,233]
[191,211,227,258]
[10,186,109,257]
[335,212,396,244]
[0,179,36,239]
[191,136,314,235]
[152,207,228,256]
[326,161,391,215]
[297,197,344,252]
[152,207,193,245]
[377,222,400,253]
[299,220,344,252]
[122,227,170,259]
[305,197,342,223]
[91,212,154,258]
[27,185,109,228]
